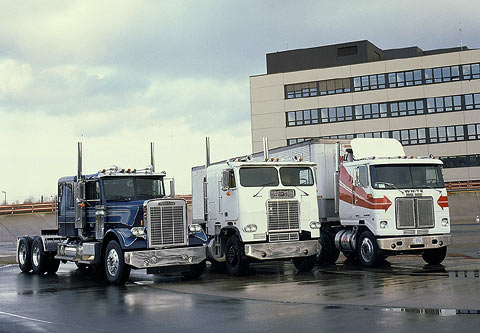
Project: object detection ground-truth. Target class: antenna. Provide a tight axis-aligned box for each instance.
[459,22,463,50]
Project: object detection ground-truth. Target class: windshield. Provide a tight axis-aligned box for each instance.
[103,177,165,200]
[239,167,279,187]
[280,167,314,186]
[370,164,445,189]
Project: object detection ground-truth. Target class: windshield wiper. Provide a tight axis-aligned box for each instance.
[293,185,309,196]
[419,184,442,194]
[253,182,277,197]
[375,182,405,195]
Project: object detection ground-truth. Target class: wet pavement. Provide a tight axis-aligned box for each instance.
[1,256,480,332]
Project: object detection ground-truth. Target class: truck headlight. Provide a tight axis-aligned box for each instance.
[441,218,449,227]
[131,227,146,238]
[243,224,257,232]
[188,224,203,234]
[309,221,321,229]
[380,221,388,229]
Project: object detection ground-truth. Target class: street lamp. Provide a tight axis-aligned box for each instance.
[1,191,6,205]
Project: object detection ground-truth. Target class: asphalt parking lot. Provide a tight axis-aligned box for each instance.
[1,254,480,333]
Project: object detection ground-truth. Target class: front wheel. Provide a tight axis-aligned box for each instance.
[357,231,383,268]
[293,255,317,272]
[225,237,249,276]
[104,240,131,285]
[18,237,33,273]
[182,260,206,279]
[422,247,447,265]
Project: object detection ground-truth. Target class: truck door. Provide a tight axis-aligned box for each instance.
[353,165,370,217]
[220,169,239,222]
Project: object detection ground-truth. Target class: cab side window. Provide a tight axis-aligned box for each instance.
[358,166,369,187]
[86,181,100,201]
[228,170,236,188]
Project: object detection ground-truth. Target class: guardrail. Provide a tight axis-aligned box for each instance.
[446,180,480,192]
[0,202,57,215]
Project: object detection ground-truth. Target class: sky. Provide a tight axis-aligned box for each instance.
[1,0,479,203]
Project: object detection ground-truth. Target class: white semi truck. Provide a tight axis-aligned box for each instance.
[247,138,451,267]
[191,138,321,276]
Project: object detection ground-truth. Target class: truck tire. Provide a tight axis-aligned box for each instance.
[422,247,447,265]
[357,231,382,268]
[18,237,33,273]
[225,237,249,276]
[46,253,60,274]
[293,255,317,272]
[104,240,131,285]
[182,260,206,279]
[317,231,340,265]
[31,236,48,274]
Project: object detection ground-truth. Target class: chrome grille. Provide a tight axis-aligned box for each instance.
[269,232,299,242]
[149,203,186,247]
[416,197,435,228]
[396,197,434,229]
[267,200,299,231]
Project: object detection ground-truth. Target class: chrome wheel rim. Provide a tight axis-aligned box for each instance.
[19,243,27,265]
[360,238,374,263]
[32,244,40,267]
[107,248,119,276]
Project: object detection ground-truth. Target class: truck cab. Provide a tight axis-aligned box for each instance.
[334,138,451,266]
[193,153,321,275]
[17,143,207,284]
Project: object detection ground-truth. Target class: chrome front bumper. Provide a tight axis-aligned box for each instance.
[124,246,206,269]
[244,240,321,260]
[377,234,452,251]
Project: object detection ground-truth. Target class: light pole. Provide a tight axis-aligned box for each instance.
[1,191,6,205]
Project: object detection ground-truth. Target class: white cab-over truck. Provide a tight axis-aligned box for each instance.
[239,138,452,267]
[191,138,321,275]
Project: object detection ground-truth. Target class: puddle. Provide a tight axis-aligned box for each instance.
[383,307,480,316]
[448,270,480,278]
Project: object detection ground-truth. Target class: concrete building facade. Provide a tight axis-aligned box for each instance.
[250,40,480,182]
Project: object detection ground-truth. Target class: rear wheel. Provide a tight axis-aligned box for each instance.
[293,255,317,272]
[31,236,48,274]
[357,231,382,267]
[422,247,447,265]
[104,240,131,285]
[317,231,340,265]
[18,237,33,273]
[182,260,206,279]
[225,237,249,276]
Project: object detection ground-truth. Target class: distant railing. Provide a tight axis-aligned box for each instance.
[446,180,480,192]
[0,202,57,215]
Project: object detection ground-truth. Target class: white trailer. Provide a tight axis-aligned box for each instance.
[192,138,321,275]
[211,138,451,267]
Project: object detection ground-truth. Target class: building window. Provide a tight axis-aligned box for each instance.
[440,154,480,168]
[353,73,386,91]
[286,109,319,127]
[338,46,358,57]
[462,63,480,80]
[426,95,462,113]
[285,82,318,99]
[287,138,312,146]
[467,124,480,140]
[464,93,480,109]
[283,62,480,100]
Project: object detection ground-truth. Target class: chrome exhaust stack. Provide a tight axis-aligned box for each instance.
[263,137,269,161]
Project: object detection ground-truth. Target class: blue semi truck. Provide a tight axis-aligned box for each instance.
[16,143,207,284]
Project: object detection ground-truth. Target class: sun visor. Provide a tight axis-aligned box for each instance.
[351,138,405,159]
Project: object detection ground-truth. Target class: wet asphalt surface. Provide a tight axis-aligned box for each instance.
[1,218,480,332]
[1,255,480,333]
